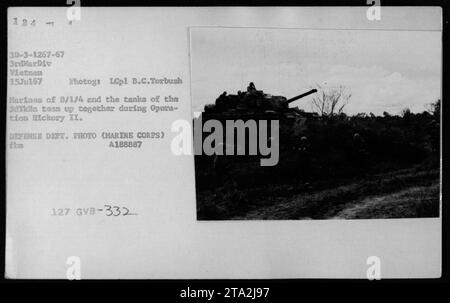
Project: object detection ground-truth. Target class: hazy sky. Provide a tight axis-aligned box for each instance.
[190,27,441,115]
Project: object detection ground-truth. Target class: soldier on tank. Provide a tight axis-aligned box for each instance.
[247,82,256,93]
[216,91,227,102]
[215,91,228,110]
[245,82,263,108]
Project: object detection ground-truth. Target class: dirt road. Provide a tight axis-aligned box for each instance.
[232,167,440,220]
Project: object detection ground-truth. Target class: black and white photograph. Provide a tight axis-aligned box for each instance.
[3,4,445,281]
[191,26,441,220]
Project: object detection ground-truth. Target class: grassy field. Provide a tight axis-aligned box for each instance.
[196,165,440,220]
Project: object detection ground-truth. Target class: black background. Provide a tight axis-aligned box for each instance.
[0,0,448,298]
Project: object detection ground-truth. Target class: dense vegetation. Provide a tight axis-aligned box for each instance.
[195,100,440,220]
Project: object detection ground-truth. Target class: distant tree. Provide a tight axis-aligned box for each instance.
[337,112,348,120]
[426,99,441,119]
[311,84,352,117]
[383,111,391,118]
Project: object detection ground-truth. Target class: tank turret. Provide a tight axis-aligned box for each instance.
[285,89,318,104]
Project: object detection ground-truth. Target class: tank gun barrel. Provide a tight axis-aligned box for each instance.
[285,89,317,104]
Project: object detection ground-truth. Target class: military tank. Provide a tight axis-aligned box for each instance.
[202,82,317,120]
[198,82,318,151]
